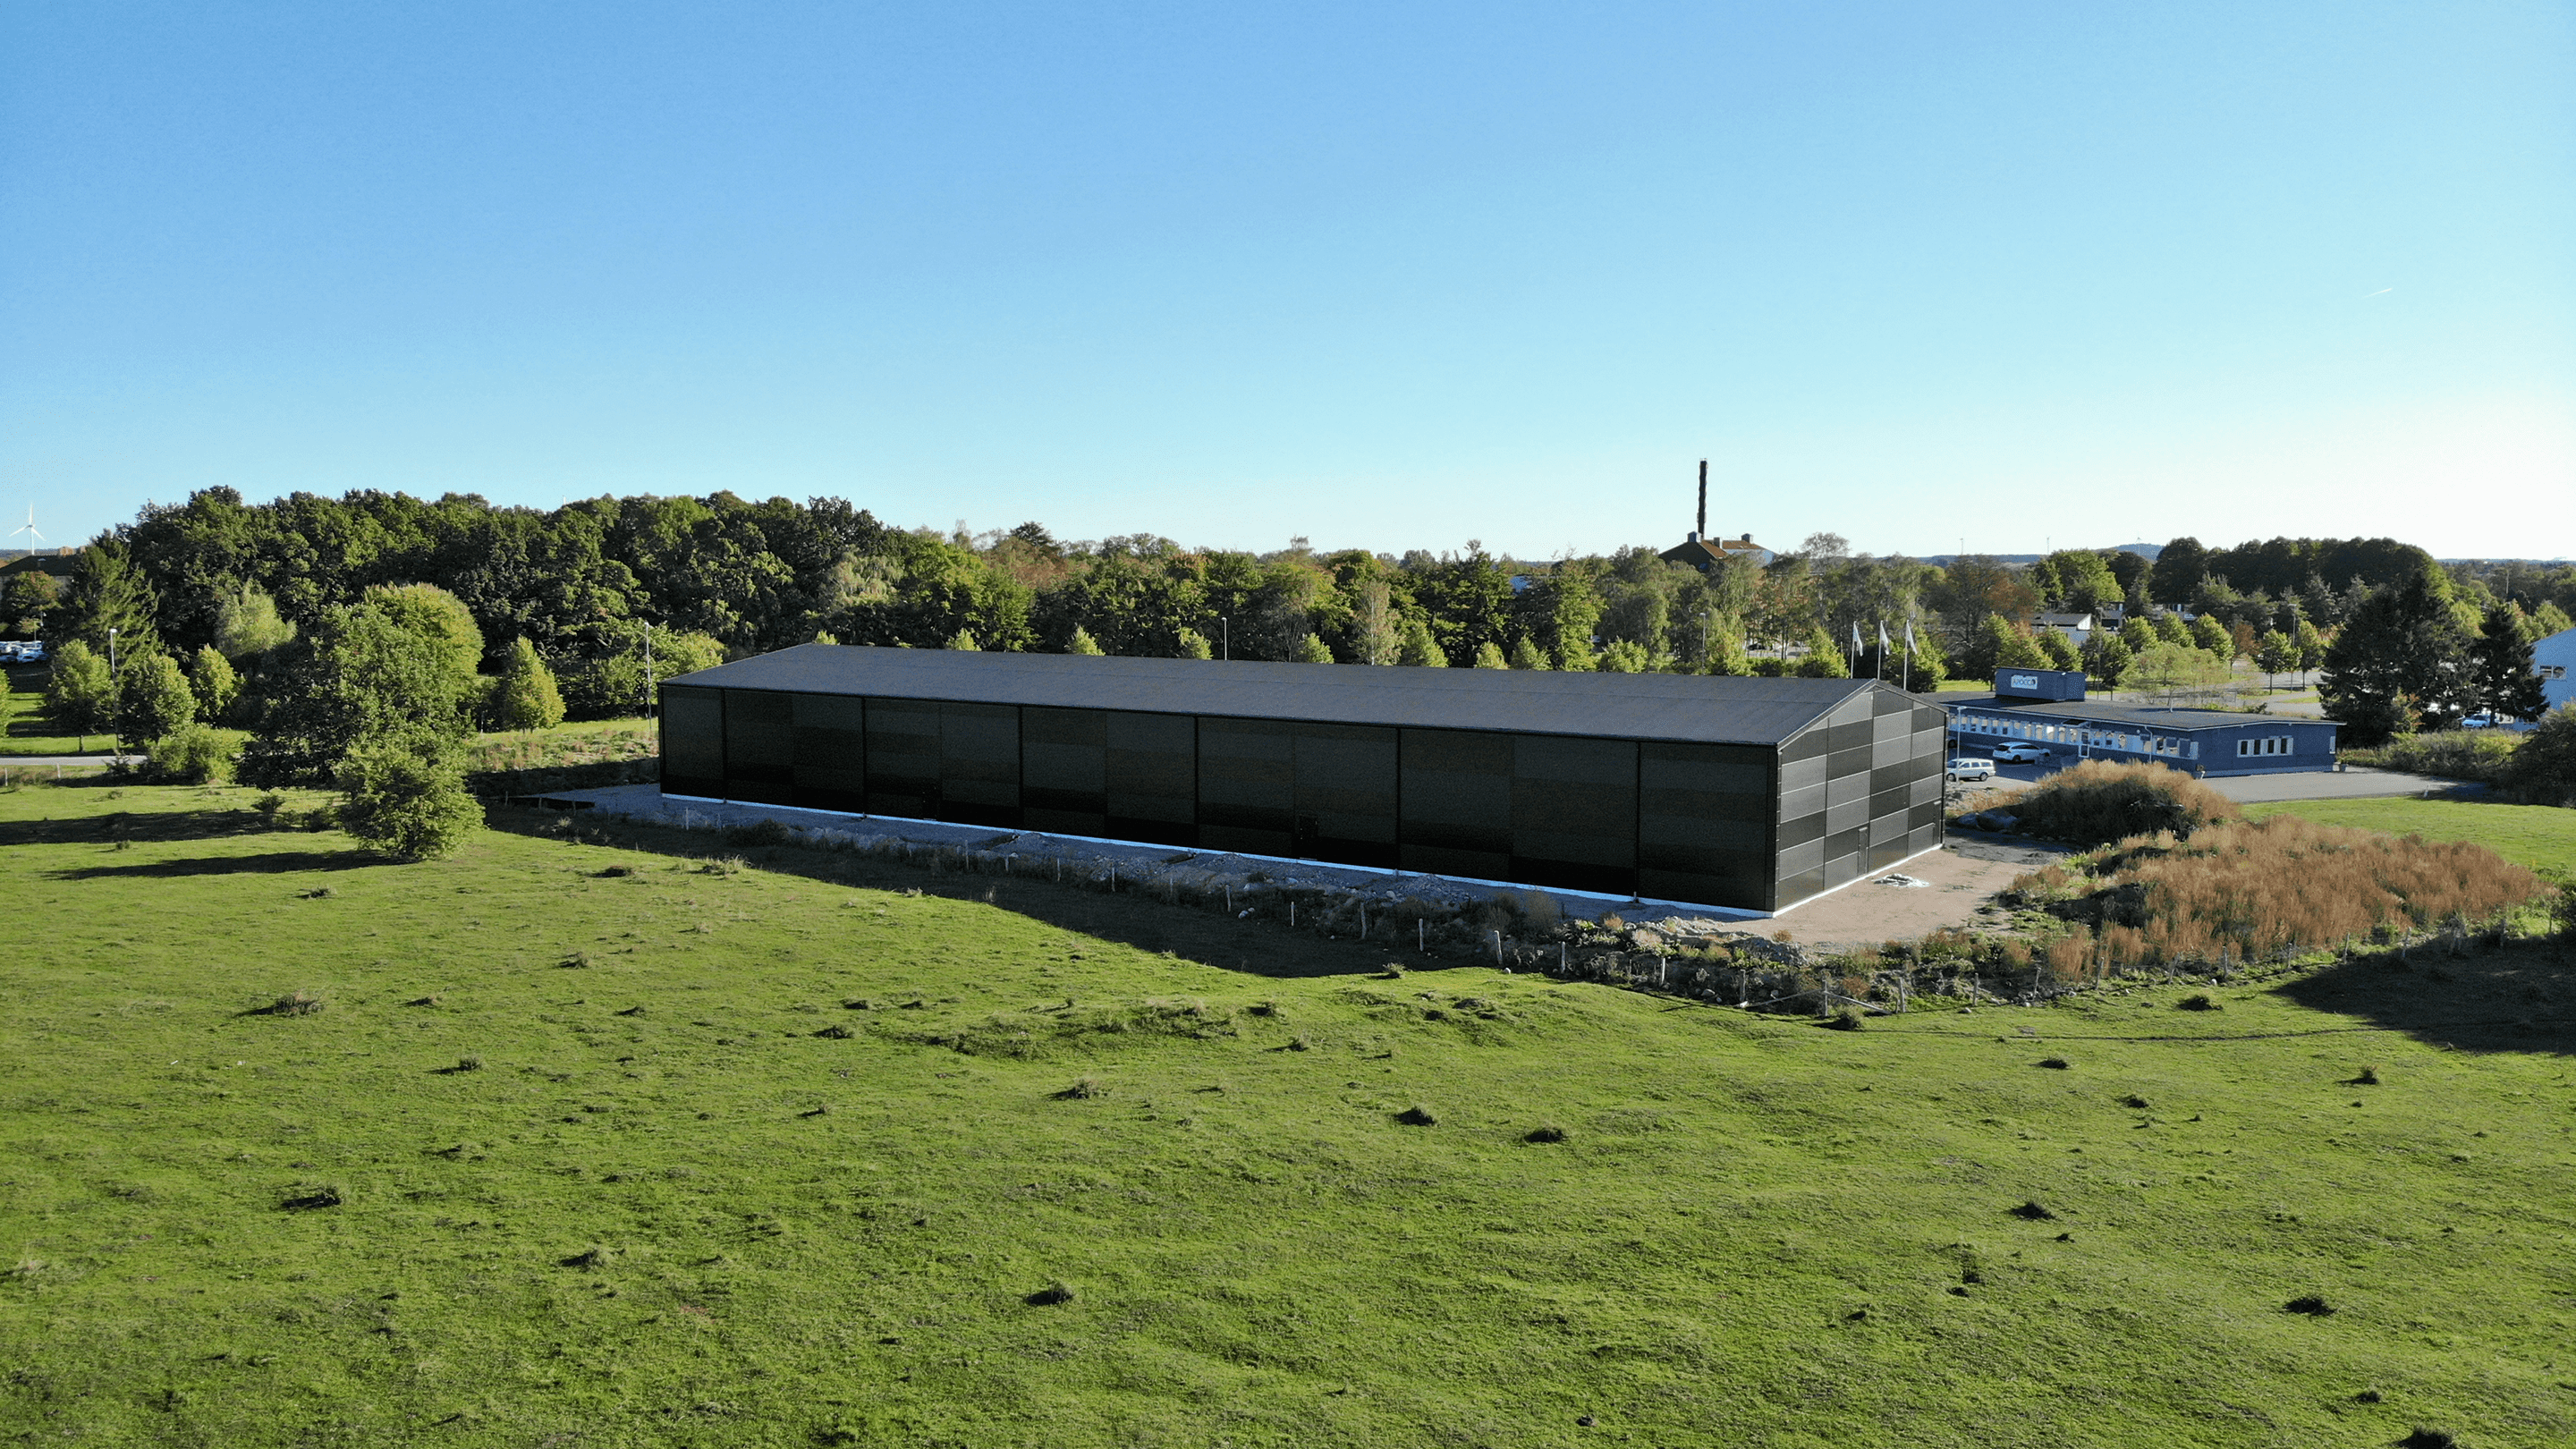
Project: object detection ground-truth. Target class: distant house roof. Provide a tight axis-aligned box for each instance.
[668,644,1879,748]
[2036,612,2097,630]
[1658,534,1772,572]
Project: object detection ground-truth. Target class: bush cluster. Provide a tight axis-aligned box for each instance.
[1997,760,2240,847]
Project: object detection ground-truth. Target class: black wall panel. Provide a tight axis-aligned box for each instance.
[865,699,943,818]
[1295,724,1399,868]
[660,686,724,798]
[1105,711,1196,846]
[1638,741,1772,907]
[1511,734,1636,895]
[722,690,795,805]
[1399,728,1513,881]
[1199,717,1295,856]
[792,694,867,812]
[938,703,1021,826]
[1021,706,1108,836]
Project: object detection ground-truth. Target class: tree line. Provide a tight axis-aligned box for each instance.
[8,488,2572,837]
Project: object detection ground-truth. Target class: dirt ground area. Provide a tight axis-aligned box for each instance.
[1761,835,2070,951]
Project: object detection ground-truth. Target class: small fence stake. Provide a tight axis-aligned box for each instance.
[1291,902,1297,928]
[1109,865,1116,893]
[1493,931,1504,968]
[1559,942,1567,974]
[1360,905,1367,938]
[1418,919,1425,953]
[1225,886,1233,913]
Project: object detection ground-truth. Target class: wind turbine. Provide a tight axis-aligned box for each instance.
[6,508,41,547]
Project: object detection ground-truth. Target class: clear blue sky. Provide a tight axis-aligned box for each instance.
[4,2,2569,561]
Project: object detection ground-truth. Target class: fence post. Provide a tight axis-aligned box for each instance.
[1493,930,1503,968]
[1360,905,1367,938]
[1109,865,1115,893]
[1418,918,1425,953]
[1290,902,1296,929]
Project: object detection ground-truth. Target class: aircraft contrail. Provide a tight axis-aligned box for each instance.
[2362,287,2394,298]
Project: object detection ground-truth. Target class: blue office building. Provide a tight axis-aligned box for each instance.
[1945,671,2338,777]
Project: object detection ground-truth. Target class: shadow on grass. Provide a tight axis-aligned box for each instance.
[484,805,1445,982]
[2272,939,2573,1056]
[0,809,294,851]
[52,848,386,881]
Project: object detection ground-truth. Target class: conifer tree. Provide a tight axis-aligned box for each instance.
[2469,603,2548,721]
[1066,625,1106,656]
[492,637,567,731]
[1472,641,1508,668]
[1395,617,1446,667]
[1292,633,1335,664]
[1507,636,1548,671]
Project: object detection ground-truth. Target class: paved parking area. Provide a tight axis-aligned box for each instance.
[1945,746,2471,804]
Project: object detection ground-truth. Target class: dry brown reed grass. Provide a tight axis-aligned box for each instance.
[2092,816,2540,968]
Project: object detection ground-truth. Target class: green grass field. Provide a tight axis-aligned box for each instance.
[4,784,2571,1447]
[1,664,98,755]
[2243,796,2576,877]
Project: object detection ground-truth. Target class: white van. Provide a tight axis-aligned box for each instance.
[1945,757,1996,782]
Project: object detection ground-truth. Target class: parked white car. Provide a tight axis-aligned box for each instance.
[1991,742,2051,763]
[1945,758,1996,781]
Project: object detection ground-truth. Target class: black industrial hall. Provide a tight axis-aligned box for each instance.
[657,646,1950,913]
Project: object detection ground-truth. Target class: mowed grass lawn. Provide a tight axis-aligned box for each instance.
[3,784,2572,1448]
[1,665,97,755]
[2243,796,2576,877]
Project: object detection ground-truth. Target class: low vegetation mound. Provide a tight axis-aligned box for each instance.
[1994,759,2239,847]
[2341,729,2521,786]
[2503,704,2576,807]
[2015,814,2547,970]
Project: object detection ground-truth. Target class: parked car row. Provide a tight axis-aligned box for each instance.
[0,641,45,664]
[1945,739,2061,781]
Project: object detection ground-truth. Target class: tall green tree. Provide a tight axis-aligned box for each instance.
[1507,636,1549,671]
[46,539,161,659]
[2084,633,2134,691]
[1292,633,1335,664]
[2468,603,2549,721]
[1471,641,1508,668]
[114,653,196,746]
[2147,537,2208,605]
[2036,629,2081,672]
[2252,631,2296,691]
[45,640,116,748]
[2319,571,2470,743]
[240,599,486,786]
[188,644,240,722]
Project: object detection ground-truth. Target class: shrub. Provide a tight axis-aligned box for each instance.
[148,723,234,784]
[2343,728,2520,785]
[2284,1294,2334,1316]
[336,738,483,860]
[2006,760,2240,846]
[1394,1105,1437,1126]
[488,638,567,732]
[2177,993,2217,1012]
[1524,1123,1567,1143]
[1826,1005,1863,1030]
[2504,702,2576,806]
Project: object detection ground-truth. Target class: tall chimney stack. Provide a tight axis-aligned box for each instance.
[1695,460,1707,541]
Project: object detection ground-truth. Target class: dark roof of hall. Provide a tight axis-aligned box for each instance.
[668,645,1892,747]
[1942,693,2341,733]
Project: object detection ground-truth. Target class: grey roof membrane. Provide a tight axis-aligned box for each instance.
[1943,693,2340,733]
[669,645,1882,747]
